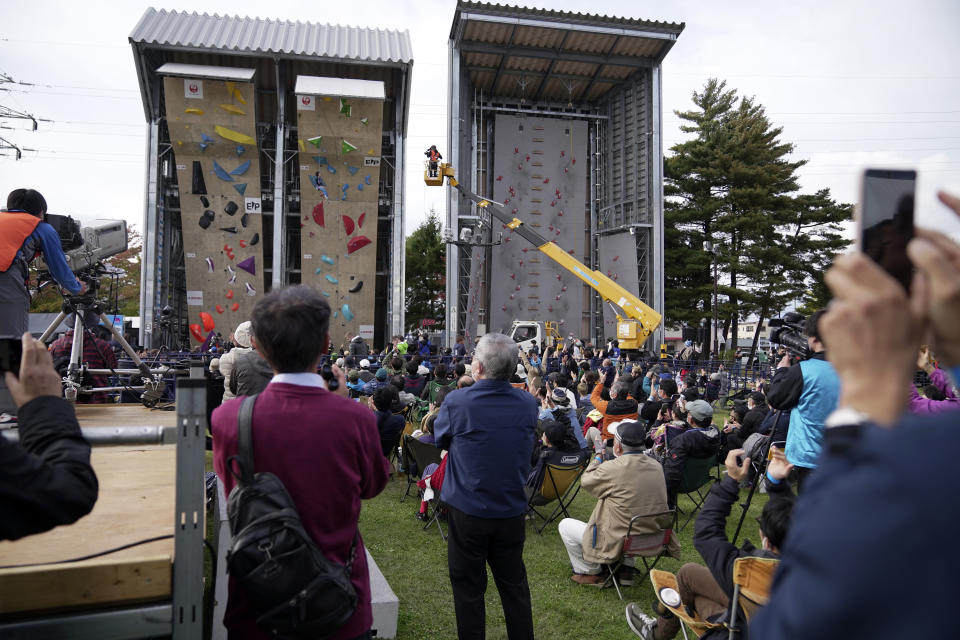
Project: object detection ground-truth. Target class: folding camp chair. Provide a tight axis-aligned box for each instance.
[649,569,719,639]
[675,454,717,532]
[526,461,585,535]
[400,434,443,502]
[727,557,779,639]
[603,509,676,600]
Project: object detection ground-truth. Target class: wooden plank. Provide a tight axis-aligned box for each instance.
[73,404,178,428]
[0,446,176,615]
[0,556,171,615]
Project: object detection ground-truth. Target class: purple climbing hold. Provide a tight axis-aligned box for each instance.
[237,256,256,276]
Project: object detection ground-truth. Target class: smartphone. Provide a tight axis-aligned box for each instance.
[0,337,23,378]
[856,168,916,292]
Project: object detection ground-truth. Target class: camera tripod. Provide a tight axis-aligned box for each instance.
[39,294,178,407]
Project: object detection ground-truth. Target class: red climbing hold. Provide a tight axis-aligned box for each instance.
[543,178,549,184]
[558,210,564,216]
[561,286,567,292]
[226,290,234,299]
[613,255,619,261]
[510,273,515,279]
[572,157,576,164]
[512,209,518,215]
[231,303,239,312]
[189,324,203,342]
[240,240,247,248]
[200,312,215,332]
[514,147,519,154]
[563,167,569,174]
[496,175,503,181]
[358,212,366,229]
[550,201,556,207]
[522,248,529,253]
[347,235,371,254]
[556,274,562,280]
[525,155,530,162]
[312,202,325,227]
[560,150,565,157]
[215,305,225,314]
[548,305,554,313]
[343,214,355,235]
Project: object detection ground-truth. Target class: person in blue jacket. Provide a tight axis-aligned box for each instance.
[1,189,84,337]
[1,189,83,415]
[749,190,960,638]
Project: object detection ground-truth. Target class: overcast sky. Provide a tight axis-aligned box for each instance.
[2,0,959,242]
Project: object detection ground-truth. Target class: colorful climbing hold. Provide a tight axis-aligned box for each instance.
[343,215,355,236]
[341,304,354,322]
[231,303,239,312]
[341,139,358,154]
[307,136,323,148]
[232,183,247,196]
[237,256,256,276]
[213,161,234,182]
[312,203,325,227]
[325,274,339,284]
[189,324,203,342]
[230,160,250,176]
[219,104,246,115]
[226,290,234,299]
[348,281,363,293]
[206,257,215,272]
[215,125,255,145]
[236,145,245,156]
[348,165,360,176]
[215,304,225,314]
[185,108,204,115]
[245,282,256,296]
[321,254,335,265]
[200,312,215,332]
[339,98,352,117]
[358,212,366,229]
[347,236,371,254]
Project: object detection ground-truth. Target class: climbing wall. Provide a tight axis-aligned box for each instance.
[597,231,641,340]
[163,76,264,345]
[490,116,588,334]
[296,91,383,342]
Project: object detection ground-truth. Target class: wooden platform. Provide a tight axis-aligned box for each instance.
[73,403,178,429]
[0,444,176,616]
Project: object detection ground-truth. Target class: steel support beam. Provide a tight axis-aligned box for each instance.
[650,65,665,351]
[140,117,160,348]
[459,42,658,69]
[445,43,461,347]
[271,60,287,289]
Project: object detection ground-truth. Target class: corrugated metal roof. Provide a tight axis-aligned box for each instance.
[130,8,413,65]
[453,1,685,38]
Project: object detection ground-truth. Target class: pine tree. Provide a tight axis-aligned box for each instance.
[404,210,446,331]
[665,79,851,357]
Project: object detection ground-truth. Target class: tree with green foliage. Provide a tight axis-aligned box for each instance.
[664,79,851,358]
[29,225,142,316]
[405,210,446,331]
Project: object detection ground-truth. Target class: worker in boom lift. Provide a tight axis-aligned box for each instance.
[425,145,442,178]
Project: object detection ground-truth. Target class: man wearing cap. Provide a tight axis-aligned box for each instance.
[591,370,639,442]
[559,420,676,587]
[662,399,721,509]
[362,367,390,396]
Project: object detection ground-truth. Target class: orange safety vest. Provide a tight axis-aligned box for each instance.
[429,149,440,162]
[0,211,41,272]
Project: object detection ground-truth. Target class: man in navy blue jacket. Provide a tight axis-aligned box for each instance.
[750,190,960,637]
[434,332,538,640]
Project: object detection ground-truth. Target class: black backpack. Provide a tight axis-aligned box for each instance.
[226,394,359,639]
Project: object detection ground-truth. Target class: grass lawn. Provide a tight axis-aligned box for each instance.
[359,411,772,639]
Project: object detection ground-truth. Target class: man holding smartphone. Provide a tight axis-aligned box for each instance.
[0,333,98,540]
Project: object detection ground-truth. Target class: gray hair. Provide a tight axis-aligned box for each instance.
[474,333,518,380]
[611,381,627,400]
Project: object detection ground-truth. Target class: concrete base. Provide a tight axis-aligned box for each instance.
[367,549,399,639]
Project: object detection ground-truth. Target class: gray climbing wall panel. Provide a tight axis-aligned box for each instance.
[489,115,587,334]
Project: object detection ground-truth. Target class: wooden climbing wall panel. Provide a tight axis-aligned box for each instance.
[163,76,264,345]
[296,89,383,343]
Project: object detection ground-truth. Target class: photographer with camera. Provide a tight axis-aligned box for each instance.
[766,310,839,491]
[1,189,84,415]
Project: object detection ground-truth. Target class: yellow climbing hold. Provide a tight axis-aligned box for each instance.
[225,81,235,94]
[215,125,256,145]
[298,139,305,152]
[219,104,246,115]
[184,108,204,115]
[233,89,246,105]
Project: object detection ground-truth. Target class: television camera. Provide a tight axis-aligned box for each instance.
[35,213,179,407]
[767,311,812,362]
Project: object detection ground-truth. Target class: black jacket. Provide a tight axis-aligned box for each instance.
[663,425,720,506]
[0,396,99,541]
[740,405,769,440]
[692,475,793,638]
[767,352,827,411]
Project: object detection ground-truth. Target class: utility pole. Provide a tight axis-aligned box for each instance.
[0,72,43,160]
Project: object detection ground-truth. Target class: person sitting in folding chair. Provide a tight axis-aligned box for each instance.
[559,421,677,588]
[626,447,795,639]
[663,400,721,509]
[526,419,584,501]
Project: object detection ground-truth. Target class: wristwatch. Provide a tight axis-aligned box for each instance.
[824,407,872,429]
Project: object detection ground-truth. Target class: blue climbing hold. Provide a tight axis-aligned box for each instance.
[341,304,355,322]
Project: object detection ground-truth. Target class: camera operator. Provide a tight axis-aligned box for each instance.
[1,189,84,337]
[1,189,85,415]
[766,310,839,491]
[1,333,98,540]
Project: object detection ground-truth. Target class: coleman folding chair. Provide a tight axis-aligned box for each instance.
[603,509,676,600]
[400,434,442,502]
[675,454,717,532]
[726,556,779,639]
[526,461,585,535]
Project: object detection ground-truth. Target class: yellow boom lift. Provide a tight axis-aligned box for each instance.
[426,162,662,349]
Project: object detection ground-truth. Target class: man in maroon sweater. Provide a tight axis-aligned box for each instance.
[213,285,390,640]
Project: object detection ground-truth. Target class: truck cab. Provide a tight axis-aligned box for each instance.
[508,320,561,355]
